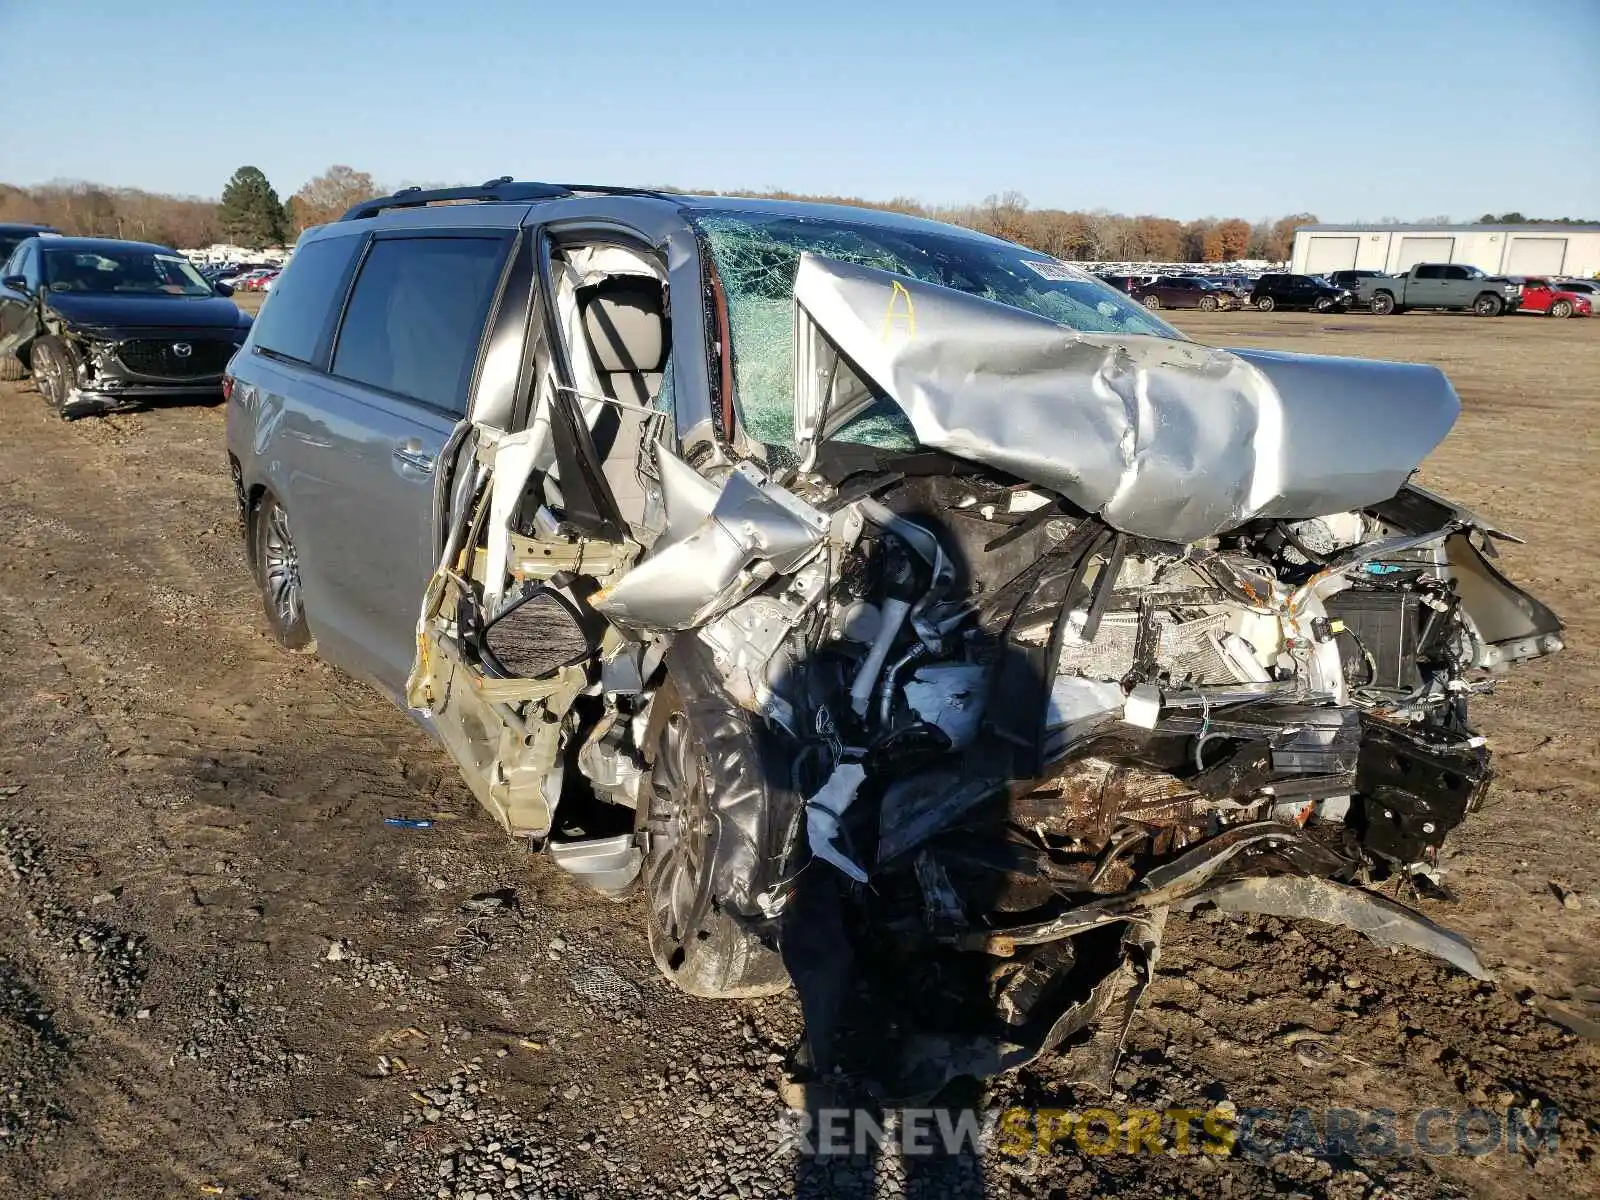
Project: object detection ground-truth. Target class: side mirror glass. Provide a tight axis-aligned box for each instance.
[214,282,234,297]
[2,275,28,293]
[478,586,595,679]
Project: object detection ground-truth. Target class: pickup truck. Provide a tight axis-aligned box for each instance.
[1357,263,1523,316]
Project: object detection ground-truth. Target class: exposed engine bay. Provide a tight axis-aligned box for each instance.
[407,245,1564,1099]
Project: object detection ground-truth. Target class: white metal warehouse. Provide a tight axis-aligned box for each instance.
[1291,223,1600,279]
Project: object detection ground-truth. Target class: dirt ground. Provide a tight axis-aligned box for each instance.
[0,305,1596,1200]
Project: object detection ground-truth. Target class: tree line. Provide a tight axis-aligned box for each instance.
[0,165,381,251]
[1,165,1591,261]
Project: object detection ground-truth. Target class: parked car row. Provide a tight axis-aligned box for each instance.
[1098,271,1350,313]
[1098,265,1594,318]
[200,263,282,291]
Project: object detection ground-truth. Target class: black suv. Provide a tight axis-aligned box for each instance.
[1249,272,1349,313]
[0,236,252,416]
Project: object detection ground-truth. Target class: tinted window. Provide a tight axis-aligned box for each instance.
[1444,265,1471,281]
[252,235,362,364]
[331,236,506,415]
[1415,265,1444,279]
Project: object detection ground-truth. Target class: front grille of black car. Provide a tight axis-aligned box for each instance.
[115,338,235,380]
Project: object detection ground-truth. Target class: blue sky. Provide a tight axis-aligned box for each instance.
[3,0,1596,220]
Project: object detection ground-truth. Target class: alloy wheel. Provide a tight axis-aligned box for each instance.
[262,503,304,631]
[33,345,66,410]
[645,710,710,951]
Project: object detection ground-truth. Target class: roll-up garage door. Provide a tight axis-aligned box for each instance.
[1505,238,1567,275]
[1305,236,1360,273]
[1395,237,1455,270]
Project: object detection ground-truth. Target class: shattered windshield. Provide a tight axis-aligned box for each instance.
[694,210,1181,453]
[42,247,214,297]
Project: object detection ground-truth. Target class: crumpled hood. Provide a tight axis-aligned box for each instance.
[45,290,248,332]
[793,254,1460,543]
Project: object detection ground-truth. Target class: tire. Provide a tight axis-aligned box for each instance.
[1255,295,1276,312]
[1142,294,1161,310]
[1370,292,1397,316]
[1198,294,1219,312]
[251,492,314,651]
[1313,296,1335,313]
[30,336,76,416]
[1473,293,1504,317]
[1550,300,1573,319]
[0,353,26,383]
[640,669,790,1000]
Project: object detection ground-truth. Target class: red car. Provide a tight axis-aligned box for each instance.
[1517,277,1592,318]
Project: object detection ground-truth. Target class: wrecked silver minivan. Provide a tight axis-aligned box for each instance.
[227,187,1564,1099]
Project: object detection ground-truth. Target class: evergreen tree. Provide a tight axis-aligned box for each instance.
[217,166,286,248]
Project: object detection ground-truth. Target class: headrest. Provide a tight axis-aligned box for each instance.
[580,276,666,374]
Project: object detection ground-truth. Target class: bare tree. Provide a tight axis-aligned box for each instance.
[290,165,380,233]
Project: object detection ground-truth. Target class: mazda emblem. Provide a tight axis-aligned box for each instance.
[172,342,193,358]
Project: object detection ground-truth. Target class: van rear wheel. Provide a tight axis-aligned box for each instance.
[252,493,313,651]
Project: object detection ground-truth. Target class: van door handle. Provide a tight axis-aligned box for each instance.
[393,442,435,475]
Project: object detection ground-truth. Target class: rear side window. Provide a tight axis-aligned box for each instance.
[252,235,361,363]
[331,236,507,415]
[1415,265,1444,279]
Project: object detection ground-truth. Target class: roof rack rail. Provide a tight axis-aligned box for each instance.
[339,177,575,222]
